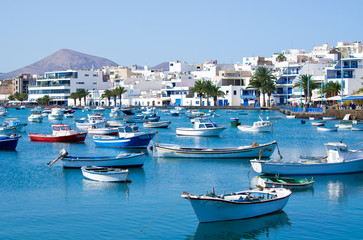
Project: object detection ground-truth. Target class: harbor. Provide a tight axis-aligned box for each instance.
[1,107,362,239]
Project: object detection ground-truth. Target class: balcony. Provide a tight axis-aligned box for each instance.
[276,80,293,85]
[28,84,71,88]
[334,64,361,69]
[240,95,257,99]
[327,74,354,79]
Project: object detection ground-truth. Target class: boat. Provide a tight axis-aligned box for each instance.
[48,108,64,120]
[352,126,363,131]
[82,106,91,112]
[28,109,43,122]
[176,118,226,137]
[237,117,273,133]
[143,121,171,128]
[63,108,75,114]
[93,124,156,148]
[299,120,306,124]
[266,116,282,120]
[0,107,9,116]
[20,106,26,110]
[286,115,295,119]
[0,134,21,150]
[28,124,87,142]
[87,127,119,135]
[181,187,291,223]
[81,166,130,182]
[124,114,160,123]
[64,113,73,118]
[2,118,27,131]
[317,126,338,132]
[250,142,363,175]
[311,121,325,126]
[48,149,145,168]
[335,124,352,130]
[309,117,316,120]
[256,176,315,189]
[230,118,241,127]
[340,114,351,123]
[75,114,106,130]
[154,141,277,158]
[93,106,106,114]
[0,126,17,135]
[322,117,336,120]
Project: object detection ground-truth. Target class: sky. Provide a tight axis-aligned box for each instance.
[1,0,362,73]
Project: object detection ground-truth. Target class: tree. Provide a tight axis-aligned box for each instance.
[276,53,286,62]
[203,80,214,106]
[293,74,318,103]
[210,85,225,106]
[101,89,113,106]
[20,93,28,101]
[191,79,206,106]
[70,92,78,106]
[111,89,118,106]
[42,95,51,106]
[324,82,341,98]
[264,79,276,107]
[8,95,15,101]
[248,67,276,107]
[74,89,89,106]
[14,92,22,101]
[114,86,127,106]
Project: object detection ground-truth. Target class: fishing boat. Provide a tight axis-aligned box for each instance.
[181,187,291,223]
[335,124,352,130]
[48,108,64,120]
[286,115,296,119]
[87,127,119,135]
[28,109,43,122]
[317,126,338,132]
[0,126,16,135]
[322,117,336,120]
[81,166,130,182]
[250,142,363,175]
[237,117,273,133]
[75,114,106,130]
[311,121,325,126]
[93,124,156,148]
[256,176,314,189]
[0,134,21,150]
[154,141,277,158]
[143,121,171,128]
[176,118,225,137]
[28,124,87,142]
[2,118,27,131]
[230,118,241,127]
[49,149,145,168]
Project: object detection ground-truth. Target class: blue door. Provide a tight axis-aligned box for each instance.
[243,99,249,106]
[175,99,181,106]
[218,100,223,106]
[224,100,228,106]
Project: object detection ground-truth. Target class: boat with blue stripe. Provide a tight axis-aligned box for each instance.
[0,134,21,150]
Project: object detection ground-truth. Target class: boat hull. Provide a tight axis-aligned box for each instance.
[0,137,20,150]
[237,125,272,133]
[251,159,363,175]
[81,167,129,182]
[176,127,225,137]
[317,127,337,132]
[28,116,43,122]
[143,121,171,128]
[62,153,144,168]
[93,133,155,148]
[155,141,277,158]
[28,133,87,142]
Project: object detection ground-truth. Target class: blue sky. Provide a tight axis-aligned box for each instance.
[1,0,362,72]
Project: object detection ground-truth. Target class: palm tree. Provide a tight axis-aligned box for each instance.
[203,80,214,106]
[276,53,286,62]
[293,74,318,103]
[114,86,127,106]
[264,79,276,107]
[210,85,225,106]
[191,79,206,106]
[101,89,113,106]
[325,82,341,98]
[248,67,276,107]
[70,92,78,106]
[75,89,89,106]
[111,89,118,106]
[8,95,15,101]
[42,95,51,106]
[20,93,28,101]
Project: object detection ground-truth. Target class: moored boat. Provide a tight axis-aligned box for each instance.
[286,115,295,119]
[0,134,21,150]
[237,117,273,133]
[182,187,291,223]
[176,118,225,137]
[311,121,325,126]
[28,109,43,122]
[351,126,363,131]
[76,114,106,130]
[48,108,64,120]
[81,166,129,182]
[256,176,315,189]
[2,118,27,131]
[335,124,352,130]
[87,127,119,135]
[28,124,87,142]
[143,121,171,128]
[317,126,338,132]
[250,142,363,175]
[322,117,336,120]
[154,141,277,158]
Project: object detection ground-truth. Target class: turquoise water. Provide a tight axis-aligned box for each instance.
[1,108,362,239]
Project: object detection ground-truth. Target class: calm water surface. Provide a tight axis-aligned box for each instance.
[0,108,362,239]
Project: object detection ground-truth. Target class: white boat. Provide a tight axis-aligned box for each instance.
[266,116,282,120]
[2,118,27,132]
[250,142,363,175]
[76,114,106,130]
[182,187,291,223]
[286,115,295,119]
[64,113,73,118]
[0,107,9,116]
[87,127,118,135]
[317,126,338,132]
[82,106,91,112]
[154,141,277,158]
[335,124,352,130]
[93,106,106,114]
[28,109,43,122]
[256,176,315,189]
[237,117,273,133]
[176,118,225,137]
[311,121,325,126]
[352,126,363,131]
[322,117,336,120]
[81,166,129,182]
[48,108,64,120]
[143,121,171,128]
[309,117,316,120]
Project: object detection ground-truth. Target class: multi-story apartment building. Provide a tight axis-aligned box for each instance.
[12,74,33,94]
[28,69,112,105]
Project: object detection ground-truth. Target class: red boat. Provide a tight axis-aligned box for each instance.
[28,124,87,142]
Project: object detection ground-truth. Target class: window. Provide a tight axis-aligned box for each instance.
[93,82,97,84]
[93,74,97,77]
[226,90,229,94]
[234,90,237,95]
[85,74,89,77]
[76,82,85,84]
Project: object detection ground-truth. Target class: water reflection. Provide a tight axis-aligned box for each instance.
[189,211,290,240]
[82,179,130,198]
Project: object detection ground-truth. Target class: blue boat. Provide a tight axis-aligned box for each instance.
[93,124,156,148]
[0,134,21,150]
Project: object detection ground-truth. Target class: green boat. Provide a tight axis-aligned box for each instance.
[257,176,315,189]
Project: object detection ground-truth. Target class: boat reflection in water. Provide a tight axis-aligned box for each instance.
[190,211,290,240]
[82,179,130,198]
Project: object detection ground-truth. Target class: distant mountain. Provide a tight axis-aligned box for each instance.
[0,49,119,79]
[151,62,169,71]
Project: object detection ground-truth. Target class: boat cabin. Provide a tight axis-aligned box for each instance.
[253,120,272,127]
[325,142,349,163]
[88,114,105,123]
[3,118,25,128]
[52,124,78,136]
[193,118,218,129]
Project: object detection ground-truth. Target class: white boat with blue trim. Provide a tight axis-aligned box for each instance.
[182,187,291,223]
[81,166,129,182]
[176,118,225,137]
[237,117,273,133]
